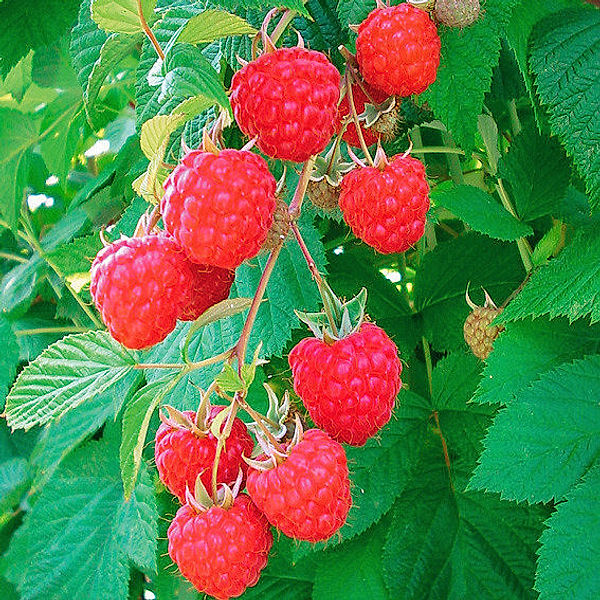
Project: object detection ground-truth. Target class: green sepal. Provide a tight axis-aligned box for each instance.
[361,96,397,128]
[312,142,354,188]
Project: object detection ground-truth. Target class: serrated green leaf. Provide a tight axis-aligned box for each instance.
[498,123,570,222]
[121,376,179,499]
[530,7,600,209]
[501,228,600,323]
[531,222,563,267]
[0,108,37,231]
[0,457,29,527]
[92,0,157,34]
[215,363,245,393]
[210,0,309,17]
[413,233,524,351]
[5,332,138,430]
[536,462,600,599]
[432,182,533,241]
[470,355,600,503]
[140,112,186,159]
[422,0,521,151]
[45,233,102,278]
[336,0,375,29]
[3,430,158,600]
[0,318,20,406]
[473,317,600,406]
[178,9,256,44]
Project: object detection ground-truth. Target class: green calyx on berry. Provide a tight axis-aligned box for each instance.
[311,140,355,188]
[247,384,290,441]
[296,282,368,343]
[185,469,244,512]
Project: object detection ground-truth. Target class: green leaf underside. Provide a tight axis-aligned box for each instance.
[91,0,157,34]
[470,355,600,504]
[431,182,532,241]
[5,332,138,430]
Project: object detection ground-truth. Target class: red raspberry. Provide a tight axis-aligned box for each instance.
[338,82,389,148]
[168,494,272,599]
[161,149,277,269]
[230,47,341,162]
[179,263,234,321]
[90,234,191,349]
[339,155,430,254]
[246,429,351,542]
[356,4,441,96]
[289,323,401,446]
[155,407,254,504]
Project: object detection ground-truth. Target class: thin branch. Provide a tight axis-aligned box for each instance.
[137,0,164,60]
[345,70,375,167]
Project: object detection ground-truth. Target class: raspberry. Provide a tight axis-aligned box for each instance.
[155,407,254,504]
[168,494,272,599]
[307,178,340,211]
[246,429,351,542]
[464,306,504,360]
[435,0,480,28]
[179,263,234,321]
[356,4,441,96]
[338,82,389,148]
[289,323,401,446]
[90,234,191,349]
[261,197,290,251]
[339,154,430,254]
[161,149,277,269]
[230,47,341,162]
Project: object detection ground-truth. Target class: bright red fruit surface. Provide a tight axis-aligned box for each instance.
[246,429,351,542]
[89,234,191,349]
[289,323,402,446]
[356,4,441,96]
[339,154,430,254]
[338,82,389,148]
[161,149,277,269]
[168,494,272,600]
[155,407,254,504]
[230,47,341,162]
[179,263,234,321]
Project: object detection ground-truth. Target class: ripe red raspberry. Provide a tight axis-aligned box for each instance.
[356,4,441,96]
[230,47,341,162]
[464,306,504,360]
[246,429,351,542]
[339,154,430,254]
[338,82,389,148]
[289,323,401,446]
[179,263,234,321]
[155,407,254,504]
[90,234,191,349]
[161,149,277,269]
[168,493,272,599]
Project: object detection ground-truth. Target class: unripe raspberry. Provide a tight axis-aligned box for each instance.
[230,47,341,162]
[161,149,277,269]
[179,263,234,321]
[435,0,480,28]
[90,234,191,349]
[356,4,441,96]
[246,429,352,542]
[369,104,401,140]
[168,494,272,599]
[289,322,402,445]
[307,178,340,211]
[339,154,430,254]
[262,197,290,251]
[464,306,504,360]
[155,407,254,504]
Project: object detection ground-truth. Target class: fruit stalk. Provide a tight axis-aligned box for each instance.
[344,70,375,166]
[136,0,164,60]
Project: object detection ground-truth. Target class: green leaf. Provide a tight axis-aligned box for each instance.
[431,182,533,241]
[498,123,570,222]
[0,458,29,527]
[531,222,563,267]
[92,0,157,34]
[0,109,37,231]
[178,10,257,44]
[422,0,521,151]
[536,463,600,600]
[413,233,524,351]
[501,229,600,323]
[121,376,178,499]
[473,317,600,405]
[210,0,309,17]
[336,0,375,29]
[140,112,186,159]
[383,449,547,600]
[3,430,158,600]
[530,7,600,209]
[470,355,600,503]
[5,332,138,430]
[313,518,390,600]
[0,318,20,406]
[45,233,102,278]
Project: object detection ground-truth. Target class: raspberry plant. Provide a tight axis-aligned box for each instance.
[0,0,599,599]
